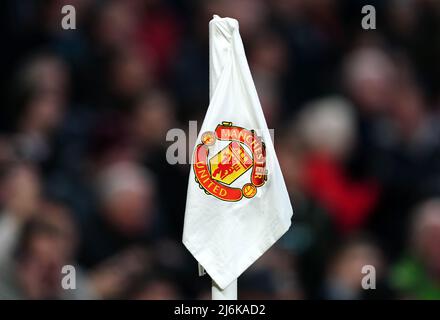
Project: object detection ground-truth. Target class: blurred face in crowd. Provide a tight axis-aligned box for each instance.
[133,279,180,300]
[389,0,418,34]
[111,48,153,100]
[18,232,64,299]
[16,203,78,299]
[98,162,156,236]
[389,83,426,140]
[39,202,78,259]
[344,47,397,114]
[412,200,440,278]
[22,55,68,96]
[205,0,267,39]
[270,0,307,20]
[326,240,383,297]
[1,164,41,219]
[16,55,68,136]
[132,91,175,148]
[95,0,139,49]
[251,33,287,76]
[296,97,356,161]
[250,33,287,126]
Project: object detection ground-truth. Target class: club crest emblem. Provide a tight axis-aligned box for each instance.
[193,122,267,201]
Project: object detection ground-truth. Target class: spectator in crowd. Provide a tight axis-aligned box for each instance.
[79,160,159,267]
[0,166,95,299]
[322,237,395,299]
[391,199,440,299]
[294,96,379,234]
[7,54,69,167]
[0,163,41,265]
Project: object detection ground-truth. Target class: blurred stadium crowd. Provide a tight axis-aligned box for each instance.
[0,0,440,299]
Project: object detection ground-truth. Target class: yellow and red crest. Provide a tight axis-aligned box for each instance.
[193,122,267,202]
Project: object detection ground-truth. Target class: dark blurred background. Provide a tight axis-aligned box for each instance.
[0,0,440,300]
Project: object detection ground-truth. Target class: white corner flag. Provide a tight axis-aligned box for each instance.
[183,15,293,298]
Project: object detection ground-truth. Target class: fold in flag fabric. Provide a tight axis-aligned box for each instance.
[183,15,293,290]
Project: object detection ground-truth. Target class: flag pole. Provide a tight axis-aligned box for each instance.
[209,14,238,301]
[212,279,237,300]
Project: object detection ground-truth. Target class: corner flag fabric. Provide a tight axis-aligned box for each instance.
[183,15,293,290]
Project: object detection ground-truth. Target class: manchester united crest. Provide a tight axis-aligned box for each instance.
[193,122,267,201]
